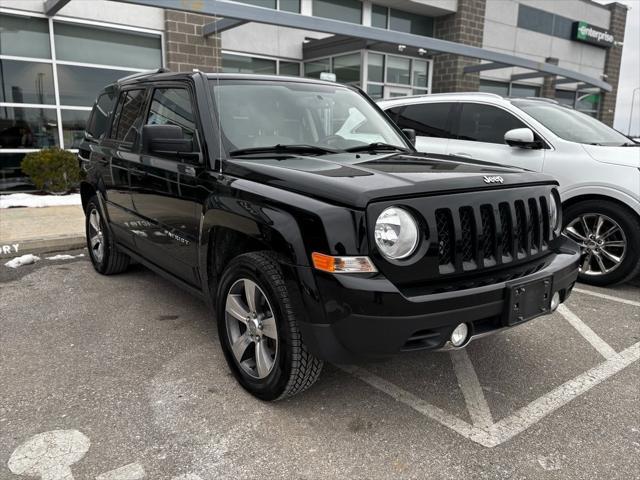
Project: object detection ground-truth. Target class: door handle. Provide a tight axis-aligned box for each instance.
[94,155,109,164]
[453,152,473,158]
[177,163,197,176]
[130,169,148,178]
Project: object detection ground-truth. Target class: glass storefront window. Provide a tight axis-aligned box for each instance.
[280,0,301,12]
[279,61,301,76]
[54,22,162,70]
[386,56,411,85]
[413,60,428,89]
[389,9,433,37]
[333,53,361,84]
[555,89,575,107]
[0,60,56,105]
[372,5,388,29]
[576,93,600,116]
[368,53,384,83]
[0,107,59,148]
[0,14,51,59]
[0,152,33,191]
[479,80,509,96]
[304,58,331,79]
[313,0,362,24]
[222,53,277,75]
[61,109,90,149]
[57,64,136,107]
[367,84,384,99]
[510,84,540,98]
[412,89,428,96]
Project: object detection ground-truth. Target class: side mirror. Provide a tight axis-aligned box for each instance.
[142,124,195,160]
[402,128,416,146]
[504,128,539,149]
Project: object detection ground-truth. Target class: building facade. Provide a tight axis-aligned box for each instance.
[0,0,627,190]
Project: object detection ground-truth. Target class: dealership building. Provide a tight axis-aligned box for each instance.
[0,0,628,190]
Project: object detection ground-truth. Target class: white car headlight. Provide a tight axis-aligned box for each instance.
[549,193,560,233]
[374,207,419,260]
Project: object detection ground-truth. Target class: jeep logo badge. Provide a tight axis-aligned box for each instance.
[483,175,504,184]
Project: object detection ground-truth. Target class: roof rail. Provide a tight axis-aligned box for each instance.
[117,68,170,83]
[512,96,560,104]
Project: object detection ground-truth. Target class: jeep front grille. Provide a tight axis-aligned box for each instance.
[435,196,552,274]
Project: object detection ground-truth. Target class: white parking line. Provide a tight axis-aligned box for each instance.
[489,341,640,446]
[450,349,494,429]
[342,304,639,448]
[573,287,640,308]
[557,304,619,360]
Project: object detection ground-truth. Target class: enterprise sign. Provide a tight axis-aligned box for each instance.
[573,21,615,48]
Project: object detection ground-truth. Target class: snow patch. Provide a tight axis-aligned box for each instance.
[0,193,81,209]
[4,254,40,268]
[46,254,85,261]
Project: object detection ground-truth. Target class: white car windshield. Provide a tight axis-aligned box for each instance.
[513,100,632,146]
[209,79,407,153]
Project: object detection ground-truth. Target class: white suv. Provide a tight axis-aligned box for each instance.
[378,93,640,286]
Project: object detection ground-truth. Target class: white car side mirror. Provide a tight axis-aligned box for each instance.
[504,128,538,149]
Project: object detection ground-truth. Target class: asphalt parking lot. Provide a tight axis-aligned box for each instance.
[1,251,639,479]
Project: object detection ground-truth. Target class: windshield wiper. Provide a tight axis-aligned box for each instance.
[229,144,339,156]
[345,142,410,153]
[621,142,640,147]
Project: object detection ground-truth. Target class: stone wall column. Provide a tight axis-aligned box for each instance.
[165,10,221,73]
[598,2,627,126]
[541,57,559,99]
[431,0,486,93]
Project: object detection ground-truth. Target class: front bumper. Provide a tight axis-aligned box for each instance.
[297,237,580,363]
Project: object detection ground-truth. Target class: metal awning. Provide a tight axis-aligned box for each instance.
[45,0,612,92]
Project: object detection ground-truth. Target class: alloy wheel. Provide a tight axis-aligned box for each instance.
[88,208,105,263]
[225,278,279,379]
[564,213,626,276]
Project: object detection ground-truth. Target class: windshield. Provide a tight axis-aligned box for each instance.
[209,80,408,154]
[513,100,631,146]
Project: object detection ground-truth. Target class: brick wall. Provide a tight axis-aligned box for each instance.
[431,0,486,93]
[165,10,221,73]
[598,3,627,126]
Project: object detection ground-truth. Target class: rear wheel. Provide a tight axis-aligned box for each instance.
[85,196,130,275]
[563,200,640,286]
[216,251,323,400]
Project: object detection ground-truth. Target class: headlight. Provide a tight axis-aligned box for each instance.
[374,207,419,260]
[549,193,560,233]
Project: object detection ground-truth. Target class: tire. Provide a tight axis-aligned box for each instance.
[85,196,130,275]
[563,199,640,286]
[216,251,323,401]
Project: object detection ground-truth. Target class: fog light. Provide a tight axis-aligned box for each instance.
[550,292,561,311]
[450,323,469,347]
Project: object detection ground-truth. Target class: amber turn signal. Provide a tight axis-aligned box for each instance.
[311,252,378,273]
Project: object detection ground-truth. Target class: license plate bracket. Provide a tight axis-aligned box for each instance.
[504,276,553,326]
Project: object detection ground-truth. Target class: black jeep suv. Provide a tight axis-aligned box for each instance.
[79,71,580,400]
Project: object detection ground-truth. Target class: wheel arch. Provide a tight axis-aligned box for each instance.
[562,194,640,224]
[79,181,97,212]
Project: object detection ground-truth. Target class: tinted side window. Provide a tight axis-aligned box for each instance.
[456,103,526,144]
[110,89,146,143]
[87,91,117,139]
[146,88,197,143]
[391,103,453,138]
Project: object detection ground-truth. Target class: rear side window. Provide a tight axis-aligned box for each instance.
[388,103,454,138]
[110,89,146,143]
[86,91,117,139]
[146,88,197,142]
[456,103,526,144]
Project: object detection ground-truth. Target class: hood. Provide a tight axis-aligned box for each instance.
[224,152,557,209]
[582,144,640,168]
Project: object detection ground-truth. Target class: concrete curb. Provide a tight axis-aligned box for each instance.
[0,235,86,258]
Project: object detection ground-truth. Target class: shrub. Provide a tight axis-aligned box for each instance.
[21,148,81,194]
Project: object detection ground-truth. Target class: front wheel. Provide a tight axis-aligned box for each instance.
[216,251,323,401]
[85,196,130,275]
[563,200,640,286]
